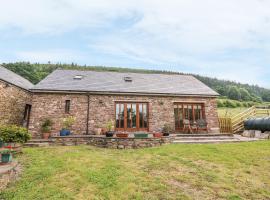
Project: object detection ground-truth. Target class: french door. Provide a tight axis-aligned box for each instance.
[115,102,148,131]
[174,103,205,130]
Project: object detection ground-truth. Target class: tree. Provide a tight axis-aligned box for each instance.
[227,86,241,100]
[239,88,251,101]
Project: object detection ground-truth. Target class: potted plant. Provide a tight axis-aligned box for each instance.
[162,124,173,136]
[94,124,102,135]
[153,132,163,138]
[0,149,14,163]
[60,116,76,136]
[105,120,115,137]
[41,119,53,139]
[134,132,148,138]
[0,125,31,152]
[116,133,129,138]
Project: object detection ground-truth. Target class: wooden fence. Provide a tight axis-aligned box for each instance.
[218,117,232,133]
[218,106,270,134]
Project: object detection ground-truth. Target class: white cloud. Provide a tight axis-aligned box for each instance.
[1,0,270,87]
[16,49,85,63]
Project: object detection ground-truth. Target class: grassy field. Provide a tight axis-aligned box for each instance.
[218,108,247,117]
[1,142,270,200]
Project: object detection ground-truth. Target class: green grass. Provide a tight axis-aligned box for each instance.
[1,142,270,200]
[218,108,247,117]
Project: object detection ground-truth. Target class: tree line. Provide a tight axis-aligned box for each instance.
[2,62,270,102]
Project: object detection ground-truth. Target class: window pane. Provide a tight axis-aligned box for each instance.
[132,104,137,128]
[143,104,148,128]
[116,104,119,128]
[139,104,143,128]
[120,104,124,128]
[127,104,131,128]
[174,105,178,128]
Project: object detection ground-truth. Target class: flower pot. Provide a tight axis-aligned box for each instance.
[116,133,129,138]
[1,153,12,163]
[134,133,148,138]
[60,129,71,136]
[95,128,102,135]
[42,132,51,139]
[106,131,114,137]
[153,133,163,138]
[163,132,170,137]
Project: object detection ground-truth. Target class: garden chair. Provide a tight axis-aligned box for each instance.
[183,119,193,133]
[196,119,209,133]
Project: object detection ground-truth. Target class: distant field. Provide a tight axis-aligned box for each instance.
[218,108,247,117]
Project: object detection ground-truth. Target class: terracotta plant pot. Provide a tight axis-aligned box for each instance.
[116,133,129,138]
[153,133,163,138]
[43,132,51,139]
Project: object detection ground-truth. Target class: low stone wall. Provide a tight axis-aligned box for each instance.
[51,135,173,149]
[242,130,270,139]
[0,161,21,191]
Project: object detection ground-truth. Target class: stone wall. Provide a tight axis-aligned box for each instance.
[29,93,88,138]
[29,93,220,138]
[50,135,173,149]
[0,80,32,125]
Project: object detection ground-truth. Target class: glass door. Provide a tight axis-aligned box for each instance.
[174,103,205,130]
[115,102,148,131]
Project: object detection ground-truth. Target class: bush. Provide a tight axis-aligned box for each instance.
[62,116,76,130]
[0,125,31,143]
[162,123,173,133]
[217,100,224,108]
[224,100,237,108]
[41,119,53,133]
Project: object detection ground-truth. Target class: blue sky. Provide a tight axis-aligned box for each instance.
[0,0,270,88]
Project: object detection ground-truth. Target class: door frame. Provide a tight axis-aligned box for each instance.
[115,102,149,132]
[174,102,206,131]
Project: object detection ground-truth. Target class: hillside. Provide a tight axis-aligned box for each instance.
[2,62,270,102]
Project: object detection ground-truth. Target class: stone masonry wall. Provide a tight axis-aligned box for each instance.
[29,93,219,138]
[0,80,32,125]
[29,93,88,138]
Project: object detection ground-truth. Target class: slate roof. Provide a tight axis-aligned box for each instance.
[0,65,34,90]
[32,69,219,96]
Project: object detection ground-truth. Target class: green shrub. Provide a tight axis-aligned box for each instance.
[225,100,237,108]
[0,125,31,143]
[62,116,76,130]
[217,100,224,108]
[41,118,53,133]
[162,123,173,133]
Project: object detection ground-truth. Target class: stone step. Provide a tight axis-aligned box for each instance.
[174,136,235,141]
[175,133,232,137]
[24,142,50,147]
[173,139,243,144]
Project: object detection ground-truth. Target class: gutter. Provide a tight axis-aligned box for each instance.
[30,89,220,98]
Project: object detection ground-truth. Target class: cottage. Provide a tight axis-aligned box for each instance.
[0,66,33,126]
[28,69,220,138]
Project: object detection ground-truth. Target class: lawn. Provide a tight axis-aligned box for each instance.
[218,108,247,117]
[1,142,270,200]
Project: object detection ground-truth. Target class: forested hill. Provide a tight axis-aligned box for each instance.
[2,62,270,102]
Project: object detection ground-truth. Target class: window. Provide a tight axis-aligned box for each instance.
[115,102,148,131]
[23,104,32,128]
[65,100,71,113]
[174,103,205,130]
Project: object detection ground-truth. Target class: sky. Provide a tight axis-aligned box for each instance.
[0,0,270,88]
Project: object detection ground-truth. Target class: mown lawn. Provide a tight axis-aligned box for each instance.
[1,141,270,200]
